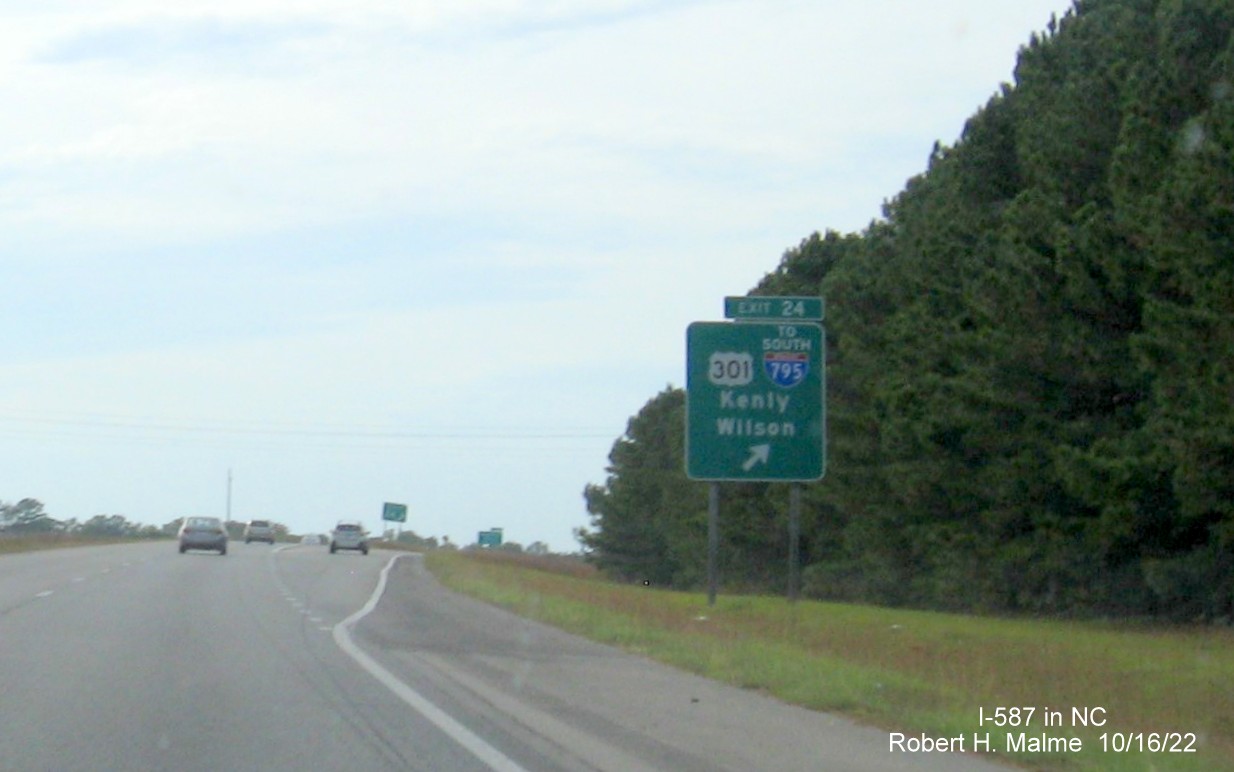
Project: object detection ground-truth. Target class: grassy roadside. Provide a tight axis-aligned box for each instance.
[0,533,166,554]
[423,549,1233,771]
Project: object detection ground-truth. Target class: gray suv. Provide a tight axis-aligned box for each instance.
[330,521,369,555]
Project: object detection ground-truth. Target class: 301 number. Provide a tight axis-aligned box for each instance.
[708,352,754,386]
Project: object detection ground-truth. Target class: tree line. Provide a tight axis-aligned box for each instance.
[0,498,166,538]
[580,0,1234,620]
[0,498,294,541]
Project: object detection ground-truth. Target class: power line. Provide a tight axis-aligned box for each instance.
[0,411,620,460]
[0,408,614,441]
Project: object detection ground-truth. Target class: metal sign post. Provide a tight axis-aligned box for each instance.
[788,483,802,602]
[707,483,719,607]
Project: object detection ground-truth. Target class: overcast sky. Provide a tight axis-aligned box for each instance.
[2,0,1073,551]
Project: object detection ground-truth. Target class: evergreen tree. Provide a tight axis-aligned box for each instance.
[585,0,1234,618]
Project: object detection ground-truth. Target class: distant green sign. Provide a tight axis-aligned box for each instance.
[382,502,407,523]
[478,529,503,547]
[724,296,824,321]
[686,321,825,481]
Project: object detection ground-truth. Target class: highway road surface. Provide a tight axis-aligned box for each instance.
[0,542,1007,771]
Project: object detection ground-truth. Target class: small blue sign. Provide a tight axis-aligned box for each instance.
[764,352,808,388]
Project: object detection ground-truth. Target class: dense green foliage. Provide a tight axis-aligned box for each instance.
[580,0,1234,620]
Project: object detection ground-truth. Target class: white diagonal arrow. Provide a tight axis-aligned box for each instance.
[742,444,771,471]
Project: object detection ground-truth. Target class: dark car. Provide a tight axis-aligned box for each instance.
[243,519,275,544]
[178,516,228,555]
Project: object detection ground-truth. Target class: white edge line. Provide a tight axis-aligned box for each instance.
[332,553,528,772]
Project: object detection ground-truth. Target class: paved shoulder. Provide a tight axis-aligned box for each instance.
[354,553,1008,772]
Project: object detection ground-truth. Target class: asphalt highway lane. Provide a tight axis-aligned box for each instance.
[0,543,1008,771]
[0,542,485,771]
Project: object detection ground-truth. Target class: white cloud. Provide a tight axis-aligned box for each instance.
[3,1,1058,242]
[0,0,1074,548]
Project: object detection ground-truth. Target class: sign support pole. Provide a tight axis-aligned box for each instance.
[707,482,719,607]
[688,296,825,610]
[788,483,801,602]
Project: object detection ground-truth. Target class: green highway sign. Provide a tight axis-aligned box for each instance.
[686,321,825,481]
[478,528,503,547]
[382,502,407,523]
[724,296,824,321]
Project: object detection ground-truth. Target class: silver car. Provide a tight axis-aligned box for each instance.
[178,516,228,555]
[243,519,275,544]
[330,522,368,555]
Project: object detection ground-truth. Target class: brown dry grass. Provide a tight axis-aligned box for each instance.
[0,533,157,554]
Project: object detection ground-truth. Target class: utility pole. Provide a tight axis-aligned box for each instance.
[226,469,232,523]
